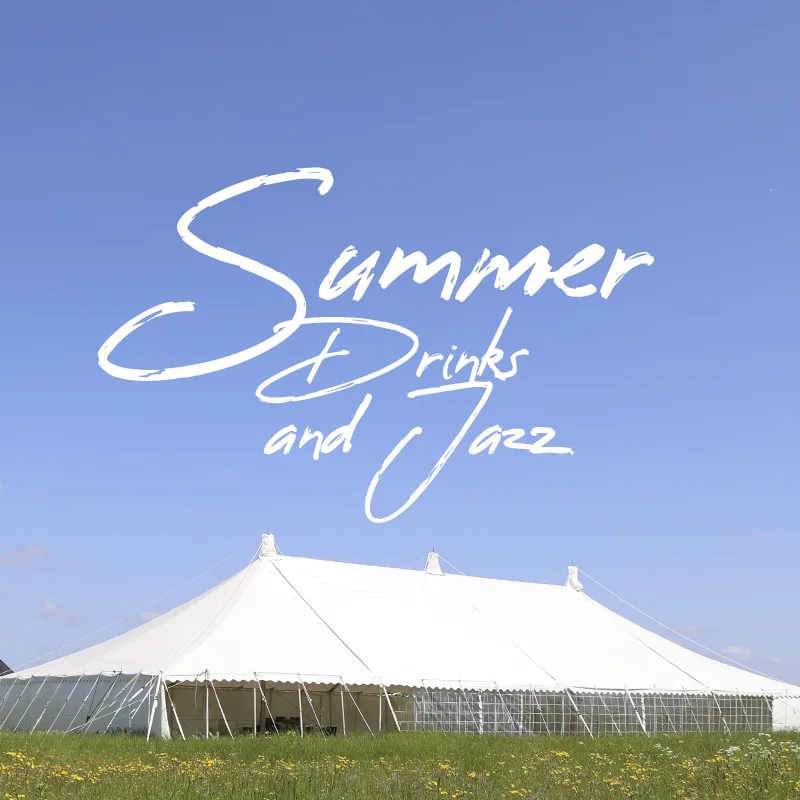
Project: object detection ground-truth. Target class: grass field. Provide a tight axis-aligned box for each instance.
[2,730,800,799]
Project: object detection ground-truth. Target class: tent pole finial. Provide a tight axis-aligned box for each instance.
[424,551,444,576]
[566,565,583,591]
[260,533,279,560]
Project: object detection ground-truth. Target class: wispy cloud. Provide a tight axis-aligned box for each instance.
[674,624,703,635]
[722,645,753,660]
[39,598,88,629]
[0,545,50,567]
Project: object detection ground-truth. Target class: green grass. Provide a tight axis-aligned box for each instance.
[2,730,800,799]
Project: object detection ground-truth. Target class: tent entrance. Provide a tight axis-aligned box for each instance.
[165,681,406,738]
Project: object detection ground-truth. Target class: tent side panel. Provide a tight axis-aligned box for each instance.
[773,697,800,731]
[408,689,774,735]
[0,675,155,734]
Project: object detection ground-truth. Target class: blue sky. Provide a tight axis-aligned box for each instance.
[1,1,798,683]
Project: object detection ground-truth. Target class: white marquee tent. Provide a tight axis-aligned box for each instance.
[1,535,798,738]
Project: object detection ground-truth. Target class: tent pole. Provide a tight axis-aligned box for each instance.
[298,686,304,737]
[157,675,170,740]
[378,688,382,733]
[13,675,50,732]
[103,672,142,733]
[682,691,701,732]
[164,681,186,740]
[65,674,101,733]
[92,674,130,733]
[0,677,17,723]
[31,677,65,733]
[81,672,125,734]
[340,683,346,736]
[657,693,678,734]
[211,680,233,737]
[91,673,128,731]
[382,684,401,732]
[0,677,20,727]
[495,683,523,735]
[101,676,156,735]
[300,679,323,732]
[530,689,550,735]
[146,675,162,741]
[595,689,622,735]
[565,689,593,738]
[711,691,730,734]
[736,691,752,732]
[640,695,647,731]
[624,688,648,735]
[255,675,277,733]
[423,683,444,733]
[1,675,33,729]
[458,683,480,733]
[70,678,152,735]
[47,672,84,733]
[253,683,258,735]
[343,682,373,735]
[204,674,210,739]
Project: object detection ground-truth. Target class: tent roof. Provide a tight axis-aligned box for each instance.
[7,538,799,696]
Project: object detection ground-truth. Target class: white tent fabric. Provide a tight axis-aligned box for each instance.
[5,538,799,699]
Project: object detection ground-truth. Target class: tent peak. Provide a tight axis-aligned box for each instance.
[424,551,444,576]
[260,533,280,561]
[566,565,583,591]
